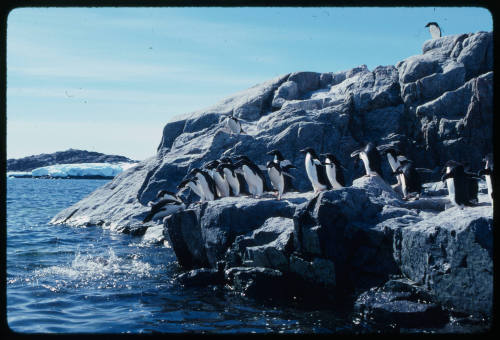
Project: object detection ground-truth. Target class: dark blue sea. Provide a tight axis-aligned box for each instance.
[6,178,358,334]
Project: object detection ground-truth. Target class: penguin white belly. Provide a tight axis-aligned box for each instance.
[325,164,343,189]
[188,182,203,198]
[445,167,455,204]
[223,169,240,196]
[242,165,262,196]
[227,118,240,134]
[486,175,493,202]
[196,174,214,201]
[360,152,372,176]
[387,154,401,185]
[400,174,408,198]
[213,172,230,197]
[305,153,325,191]
[429,25,441,39]
[268,167,284,197]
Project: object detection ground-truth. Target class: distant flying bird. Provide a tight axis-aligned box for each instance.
[425,22,441,39]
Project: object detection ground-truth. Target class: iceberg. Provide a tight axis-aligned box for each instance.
[26,162,138,179]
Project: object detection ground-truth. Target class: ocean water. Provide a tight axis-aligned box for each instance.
[6,178,358,334]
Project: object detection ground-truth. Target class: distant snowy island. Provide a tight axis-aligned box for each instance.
[7,162,138,179]
[7,149,139,179]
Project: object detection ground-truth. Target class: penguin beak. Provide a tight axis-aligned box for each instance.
[299,148,307,154]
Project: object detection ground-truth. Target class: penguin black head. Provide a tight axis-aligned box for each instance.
[267,149,284,161]
[425,22,439,28]
[300,147,319,159]
[156,189,178,200]
[320,153,343,167]
[378,146,403,158]
[234,155,252,163]
[483,153,493,169]
[441,160,462,174]
[219,157,232,165]
[204,160,220,170]
[188,168,202,177]
[177,177,197,190]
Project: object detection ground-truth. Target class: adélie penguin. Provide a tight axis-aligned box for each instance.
[478,153,494,206]
[216,162,240,196]
[378,145,405,187]
[320,153,345,189]
[187,168,218,202]
[147,189,183,207]
[441,161,477,208]
[266,161,286,200]
[143,198,186,223]
[425,22,442,39]
[350,142,384,179]
[300,147,331,193]
[177,177,204,202]
[266,149,297,192]
[234,155,266,198]
[393,159,422,200]
[204,160,231,198]
[225,114,245,135]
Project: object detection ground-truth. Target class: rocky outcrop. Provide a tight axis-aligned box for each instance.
[50,31,493,331]
[7,148,137,172]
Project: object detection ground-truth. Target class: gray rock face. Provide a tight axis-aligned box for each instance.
[399,205,493,316]
[50,31,493,324]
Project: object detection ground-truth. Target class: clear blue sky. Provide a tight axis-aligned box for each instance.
[7,6,492,161]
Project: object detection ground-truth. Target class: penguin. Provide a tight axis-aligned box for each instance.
[477,153,494,206]
[441,161,476,208]
[143,198,186,223]
[225,114,245,135]
[187,168,218,202]
[378,146,405,186]
[320,153,345,189]
[267,149,297,192]
[350,142,384,179]
[393,159,422,200]
[217,162,240,196]
[300,147,331,193]
[147,189,183,207]
[425,22,442,39]
[204,160,231,198]
[177,177,203,201]
[234,155,266,198]
[463,162,479,205]
[266,161,286,200]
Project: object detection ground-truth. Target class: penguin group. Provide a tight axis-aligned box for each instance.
[143,137,493,223]
[142,150,298,223]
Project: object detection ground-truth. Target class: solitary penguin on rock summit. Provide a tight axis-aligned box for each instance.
[425,22,441,39]
[300,147,331,193]
[320,153,345,189]
[350,142,384,179]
